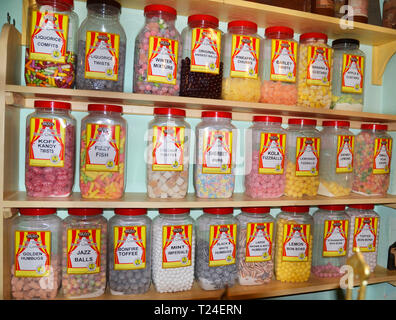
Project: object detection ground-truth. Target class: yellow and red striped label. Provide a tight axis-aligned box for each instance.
[245,222,273,262]
[114,226,146,270]
[209,224,237,267]
[336,135,354,173]
[162,225,192,268]
[306,46,331,86]
[295,137,320,176]
[230,35,260,79]
[353,217,378,252]
[322,220,348,257]
[259,132,286,174]
[373,138,392,174]
[202,130,232,174]
[282,223,310,262]
[341,54,364,94]
[191,28,221,74]
[270,39,297,82]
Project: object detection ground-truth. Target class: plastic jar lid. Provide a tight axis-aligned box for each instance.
[34,100,71,110]
[265,26,294,39]
[332,38,360,47]
[114,208,147,216]
[68,208,104,216]
[201,111,232,119]
[228,20,257,33]
[253,116,282,123]
[300,32,328,43]
[281,206,310,213]
[88,104,123,113]
[318,205,346,211]
[241,207,270,214]
[19,208,57,216]
[154,107,186,117]
[288,118,317,126]
[37,0,73,10]
[188,14,219,27]
[361,123,388,131]
[159,208,190,214]
[322,120,350,128]
[348,204,375,210]
[204,208,234,215]
[144,4,177,16]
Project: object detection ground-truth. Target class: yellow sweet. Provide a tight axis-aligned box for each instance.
[320,180,351,196]
[222,77,261,102]
[284,161,319,198]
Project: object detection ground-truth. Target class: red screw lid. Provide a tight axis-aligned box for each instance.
[154,107,186,117]
[300,32,328,43]
[288,118,317,126]
[318,205,346,211]
[228,20,257,33]
[201,111,232,119]
[68,208,103,216]
[159,208,190,214]
[88,104,123,113]
[253,116,282,123]
[348,204,375,210]
[241,207,270,214]
[281,206,310,213]
[19,208,57,216]
[114,208,147,216]
[34,100,71,110]
[144,4,177,16]
[188,14,219,27]
[322,120,350,128]
[361,123,388,131]
[265,26,294,38]
[204,208,234,215]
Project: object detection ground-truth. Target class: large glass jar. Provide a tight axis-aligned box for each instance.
[346,0,368,23]
[261,26,298,105]
[133,4,181,96]
[383,0,396,29]
[80,104,127,199]
[318,121,354,197]
[10,208,62,300]
[331,38,366,111]
[25,0,78,88]
[244,116,287,198]
[221,20,262,102]
[311,0,335,16]
[180,14,223,99]
[146,108,190,199]
[196,208,238,290]
[194,111,237,198]
[25,100,76,198]
[284,119,320,198]
[352,124,392,196]
[76,0,126,92]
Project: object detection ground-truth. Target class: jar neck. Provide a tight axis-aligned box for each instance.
[266,32,292,40]
[288,124,316,130]
[254,121,282,127]
[301,39,327,45]
[88,110,121,116]
[189,21,218,29]
[203,117,231,123]
[362,129,386,133]
[242,212,269,218]
[154,114,185,121]
[145,12,176,24]
[323,125,349,130]
[37,1,72,13]
[87,4,120,20]
[35,107,70,115]
[333,43,359,50]
[160,213,189,219]
[228,26,256,36]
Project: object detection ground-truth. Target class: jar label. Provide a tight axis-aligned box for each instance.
[14,230,51,277]
[270,39,297,82]
[295,137,320,176]
[322,220,348,257]
[306,46,331,86]
[336,135,354,173]
[29,10,69,63]
[353,217,378,252]
[152,126,185,171]
[230,35,260,79]
[341,54,364,94]
[191,28,221,74]
[282,223,310,262]
[373,138,392,174]
[202,130,232,174]
[29,117,66,167]
[162,224,193,268]
[66,228,101,274]
[147,36,179,85]
[84,31,120,81]
[245,222,273,262]
[259,132,286,174]
[113,226,146,270]
[209,224,237,267]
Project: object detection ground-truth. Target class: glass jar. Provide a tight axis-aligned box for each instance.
[383,0,396,29]
[269,0,311,11]
[146,108,190,199]
[275,206,313,282]
[346,204,380,272]
[284,119,320,198]
[62,208,107,298]
[297,32,333,109]
[236,207,275,285]
[79,104,127,199]
[312,205,350,278]
[76,0,126,92]
[352,124,392,196]
[10,208,62,300]
[318,121,354,197]
[180,14,223,99]
[194,111,237,198]
[347,0,368,23]
[244,116,287,198]
[196,208,238,290]
[331,38,366,111]
[311,0,335,16]
[221,20,262,102]
[108,208,152,295]
[25,100,76,198]
[152,208,195,293]
[133,4,181,96]
[261,26,298,105]
[25,0,78,88]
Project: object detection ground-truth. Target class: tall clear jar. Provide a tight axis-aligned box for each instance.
[194,111,237,198]
[76,0,126,92]
[244,116,287,198]
[146,108,190,199]
[25,0,78,88]
[221,20,262,102]
[133,4,181,96]
[196,208,238,290]
[108,208,152,295]
[312,205,350,278]
[318,121,354,197]
[25,100,76,198]
[352,124,392,196]
[261,26,298,105]
[80,104,127,199]
[331,38,366,111]
[10,208,62,300]
[180,14,223,99]
[236,207,275,285]
[284,119,321,198]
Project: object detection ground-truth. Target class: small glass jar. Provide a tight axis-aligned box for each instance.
[284,119,321,198]
[311,0,335,16]
[25,0,78,88]
[383,0,396,29]
[352,124,392,196]
[244,116,287,198]
[221,20,262,102]
[312,205,350,278]
[347,0,368,23]
[261,26,298,105]
[146,108,190,199]
[180,14,223,98]
[236,207,275,285]
[62,208,107,299]
[133,4,181,96]
[275,206,313,283]
[196,208,238,290]
[194,111,237,198]
[76,0,126,92]
[331,38,366,111]
[318,121,354,197]
[108,208,152,295]
[79,104,127,199]
[10,208,62,300]
[152,208,195,293]
[25,100,76,198]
